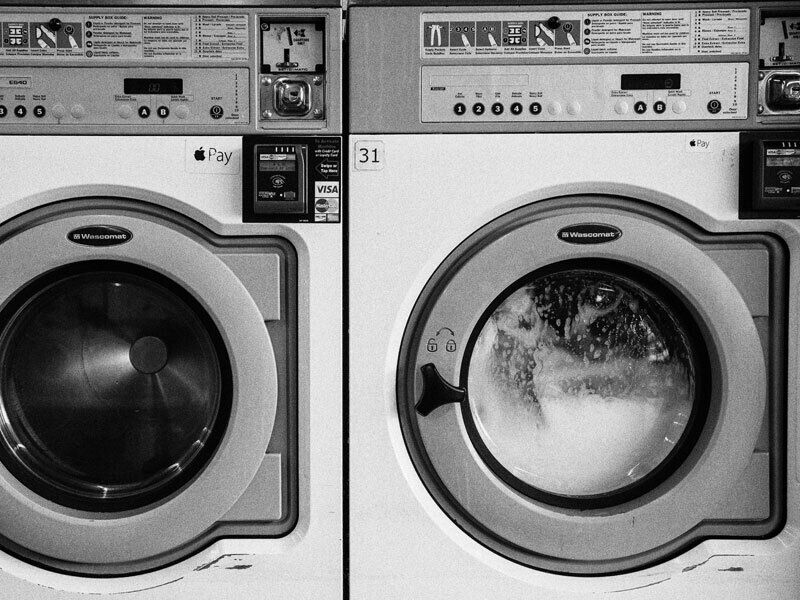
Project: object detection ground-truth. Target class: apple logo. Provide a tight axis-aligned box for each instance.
[689,139,696,147]
[194,147,206,161]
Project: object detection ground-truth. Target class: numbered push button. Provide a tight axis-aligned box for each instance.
[0,105,7,118]
[491,102,504,115]
[472,102,485,116]
[510,102,523,115]
[653,101,666,114]
[33,105,46,118]
[138,106,151,119]
[14,105,26,118]
[634,101,648,114]
[453,102,466,116]
[529,102,542,116]
[156,106,169,119]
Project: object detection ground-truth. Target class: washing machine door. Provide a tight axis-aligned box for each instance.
[0,205,277,572]
[397,196,769,574]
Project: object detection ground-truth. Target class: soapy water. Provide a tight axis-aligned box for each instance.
[467,270,695,497]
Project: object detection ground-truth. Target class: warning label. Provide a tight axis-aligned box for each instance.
[0,12,249,61]
[421,9,749,59]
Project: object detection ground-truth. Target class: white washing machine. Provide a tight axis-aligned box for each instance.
[0,2,342,599]
[348,1,800,597]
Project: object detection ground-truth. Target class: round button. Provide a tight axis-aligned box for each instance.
[547,102,562,116]
[634,101,647,115]
[472,102,485,116]
[614,101,629,115]
[672,100,687,115]
[210,104,224,119]
[51,103,66,119]
[137,106,151,119]
[70,104,87,119]
[510,102,523,115]
[156,106,169,119]
[13,105,26,118]
[778,171,793,184]
[529,102,543,116]
[174,105,190,120]
[567,100,581,116]
[491,102,504,115]
[654,101,667,114]
[117,104,134,119]
[0,105,7,118]
[453,102,466,116]
[271,175,286,189]
[707,99,722,114]
[32,105,46,118]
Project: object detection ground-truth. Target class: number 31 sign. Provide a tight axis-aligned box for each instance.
[354,140,385,171]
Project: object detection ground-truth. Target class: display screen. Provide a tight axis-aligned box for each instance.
[767,156,800,167]
[620,74,681,90]
[123,78,183,95]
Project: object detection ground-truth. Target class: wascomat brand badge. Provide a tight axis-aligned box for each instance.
[68,225,132,247]
[557,224,622,244]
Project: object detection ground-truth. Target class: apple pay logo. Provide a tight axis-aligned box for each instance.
[185,139,241,174]
[686,137,712,153]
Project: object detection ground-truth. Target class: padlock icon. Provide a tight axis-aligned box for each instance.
[445,339,456,352]
[426,338,438,352]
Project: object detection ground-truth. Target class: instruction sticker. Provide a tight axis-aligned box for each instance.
[0,12,249,61]
[421,9,749,59]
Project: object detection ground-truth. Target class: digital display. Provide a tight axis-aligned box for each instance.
[123,78,183,95]
[620,74,682,90]
[767,156,800,167]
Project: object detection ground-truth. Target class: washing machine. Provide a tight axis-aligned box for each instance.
[0,1,343,598]
[349,1,800,597]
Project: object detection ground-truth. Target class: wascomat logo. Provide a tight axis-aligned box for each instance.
[68,225,133,247]
[557,223,622,244]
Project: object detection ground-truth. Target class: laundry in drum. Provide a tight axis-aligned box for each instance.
[468,269,694,497]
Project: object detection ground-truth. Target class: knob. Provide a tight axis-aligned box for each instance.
[70,104,87,119]
[48,18,62,31]
[672,100,687,114]
[51,103,66,119]
[117,104,133,119]
[547,16,561,30]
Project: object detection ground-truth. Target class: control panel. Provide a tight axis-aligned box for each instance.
[0,68,247,125]
[243,136,341,223]
[422,63,748,122]
[0,8,340,133]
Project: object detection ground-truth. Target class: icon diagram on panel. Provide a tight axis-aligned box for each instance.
[31,23,57,49]
[560,21,580,46]
[476,22,500,48]
[532,21,556,46]
[57,23,82,49]
[424,21,448,47]
[3,23,28,47]
[449,22,476,48]
[502,21,527,46]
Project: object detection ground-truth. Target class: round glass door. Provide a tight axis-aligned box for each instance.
[0,261,232,512]
[464,262,708,507]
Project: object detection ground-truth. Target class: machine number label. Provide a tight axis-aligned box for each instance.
[421,9,749,59]
[354,140,385,171]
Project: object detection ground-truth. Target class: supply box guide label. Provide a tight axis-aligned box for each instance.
[421,9,750,59]
[0,12,249,61]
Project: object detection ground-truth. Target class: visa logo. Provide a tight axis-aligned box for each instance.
[314,181,340,197]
